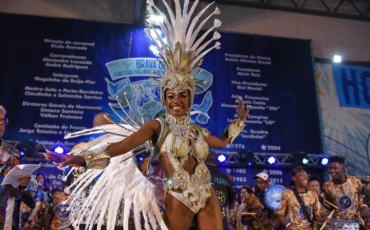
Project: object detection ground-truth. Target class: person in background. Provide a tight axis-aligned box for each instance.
[322,156,369,226]
[361,175,370,207]
[307,176,321,196]
[228,186,251,230]
[204,151,237,230]
[361,176,370,229]
[241,172,277,230]
[276,167,327,230]
[0,105,33,230]
[307,176,331,229]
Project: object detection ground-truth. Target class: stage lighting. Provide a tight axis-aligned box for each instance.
[267,156,276,164]
[15,141,36,157]
[333,55,341,63]
[294,152,309,165]
[218,154,226,163]
[54,146,65,154]
[137,156,144,162]
[237,150,254,166]
[320,157,329,166]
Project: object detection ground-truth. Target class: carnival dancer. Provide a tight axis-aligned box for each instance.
[322,156,369,228]
[276,167,327,230]
[44,0,251,229]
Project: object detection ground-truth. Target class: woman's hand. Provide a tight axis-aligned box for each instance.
[236,97,251,122]
[43,149,85,167]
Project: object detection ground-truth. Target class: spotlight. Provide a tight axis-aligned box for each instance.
[133,149,150,164]
[267,156,276,164]
[137,156,144,162]
[333,55,341,63]
[218,154,226,163]
[15,141,36,157]
[237,150,255,166]
[320,157,329,166]
[54,146,65,154]
[294,152,309,165]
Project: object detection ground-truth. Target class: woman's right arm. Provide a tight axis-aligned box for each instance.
[107,120,160,157]
[44,120,161,167]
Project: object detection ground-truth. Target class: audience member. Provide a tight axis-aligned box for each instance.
[322,156,369,226]
[0,105,33,229]
[276,167,327,230]
[241,172,277,229]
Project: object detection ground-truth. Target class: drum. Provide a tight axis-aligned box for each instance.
[264,185,286,210]
[327,219,360,230]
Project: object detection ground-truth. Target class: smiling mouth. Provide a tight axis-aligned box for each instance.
[171,106,183,110]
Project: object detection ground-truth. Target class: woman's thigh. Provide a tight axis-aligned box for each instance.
[159,193,195,230]
[196,187,223,230]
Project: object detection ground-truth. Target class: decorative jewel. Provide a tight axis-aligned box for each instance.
[166,113,191,141]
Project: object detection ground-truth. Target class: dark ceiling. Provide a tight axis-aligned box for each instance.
[200,0,370,21]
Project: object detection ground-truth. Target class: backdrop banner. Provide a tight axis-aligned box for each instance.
[0,13,322,188]
[316,63,370,176]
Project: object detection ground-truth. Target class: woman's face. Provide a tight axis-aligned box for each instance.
[36,174,45,183]
[240,188,248,200]
[164,89,190,117]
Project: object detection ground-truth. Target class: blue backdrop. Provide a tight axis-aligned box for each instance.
[0,13,321,156]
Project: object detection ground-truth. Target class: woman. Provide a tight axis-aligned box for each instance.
[228,187,252,230]
[44,1,251,229]
[45,91,249,230]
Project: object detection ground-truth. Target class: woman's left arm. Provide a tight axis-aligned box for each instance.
[205,97,251,148]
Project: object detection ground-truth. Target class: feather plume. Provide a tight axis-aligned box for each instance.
[64,125,166,230]
[191,19,221,52]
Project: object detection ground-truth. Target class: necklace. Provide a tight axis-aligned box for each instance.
[165,113,191,141]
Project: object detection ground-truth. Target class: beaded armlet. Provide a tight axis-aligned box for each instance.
[224,118,245,143]
[80,148,111,169]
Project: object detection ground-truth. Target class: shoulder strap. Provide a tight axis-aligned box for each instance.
[292,189,313,228]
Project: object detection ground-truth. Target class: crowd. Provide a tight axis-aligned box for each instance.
[226,156,370,230]
[2,102,370,230]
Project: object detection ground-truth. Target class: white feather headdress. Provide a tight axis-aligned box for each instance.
[144,0,221,105]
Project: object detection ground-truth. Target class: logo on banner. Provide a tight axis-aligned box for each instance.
[104,61,214,124]
[333,65,370,109]
[102,28,214,124]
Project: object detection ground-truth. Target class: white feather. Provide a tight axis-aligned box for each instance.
[191,42,221,66]
[65,124,167,230]
[188,7,220,46]
[194,31,221,56]
[185,2,214,49]
[191,20,219,52]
